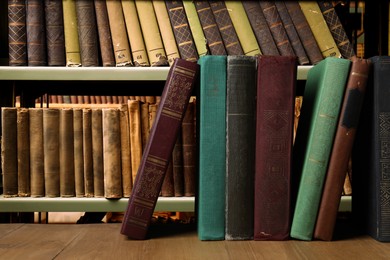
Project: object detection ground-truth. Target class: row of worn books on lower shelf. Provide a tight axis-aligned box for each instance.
[119,56,390,243]
[8,0,354,67]
[1,98,197,198]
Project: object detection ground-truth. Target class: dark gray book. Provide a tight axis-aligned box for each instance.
[26,0,47,66]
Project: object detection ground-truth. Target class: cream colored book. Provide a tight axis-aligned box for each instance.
[121,0,149,66]
[62,0,81,67]
[135,0,168,66]
[224,1,261,56]
[299,1,342,58]
[152,0,180,66]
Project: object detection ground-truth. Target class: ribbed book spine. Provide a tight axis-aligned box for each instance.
[8,0,27,66]
[119,104,132,197]
[17,108,30,197]
[128,100,143,185]
[62,0,81,67]
[92,108,104,197]
[83,108,94,197]
[73,108,85,197]
[182,100,196,197]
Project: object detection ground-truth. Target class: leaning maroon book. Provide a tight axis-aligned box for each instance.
[120,58,199,239]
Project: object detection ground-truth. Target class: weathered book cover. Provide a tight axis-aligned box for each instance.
[62,0,81,67]
[26,0,47,66]
[352,56,390,242]
[254,55,297,241]
[1,107,18,197]
[120,104,132,197]
[135,0,168,66]
[141,102,150,151]
[182,100,196,197]
[44,0,65,66]
[225,55,257,240]
[73,108,85,197]
[224,1,261,56]
[43,108,60,197]
[172,133,184,197]
[122,0,149,67]
[194,1,226,55]
[291,57,351,240]
[92,108,104,197]
[165,0,198,62]
[314,57,371,241]
[8,0,27,66]
[128,100,143,185]
[102,108,122,198]
[120,58,199,239]
[161,160,174,197]
[242,1,279,56]
[83,108,94,197]
[75,0,99,67]
[198,55,226,240]
[17,108,30,197]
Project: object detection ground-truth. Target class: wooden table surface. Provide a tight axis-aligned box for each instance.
[1,223,390,259]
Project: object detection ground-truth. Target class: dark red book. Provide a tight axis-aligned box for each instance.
[254,55,297,240]
[120,58,199,239]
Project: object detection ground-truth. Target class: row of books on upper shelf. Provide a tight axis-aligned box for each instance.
[120,55,388,243]
[1,98,197,198]
[7,0,355,67]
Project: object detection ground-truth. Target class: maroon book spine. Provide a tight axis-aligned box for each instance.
[120,58,199,239]
[254,55,297,240]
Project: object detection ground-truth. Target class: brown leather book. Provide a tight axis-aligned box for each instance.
[121,58,199,239]
[8,0,27,66]
[254,55,297,241]
[102,108,122,198]
[182,100,196,197]
[43,108,60,197]
[26,0,47,66]
[314,57,371,241]
[128,100,143,185]
[17,108,30,197]
[194,1,226,55]
[73,108,85,197]
[242,1,279,56]
[94,0,115,67]
[119,104,132,197]
[91,108,104,197]
[161,160,175,197]
[172,133,184,197]
[44,0,66,66]
[209,0,244,55]
[165,0,198,62]
[75,0,99,66]
[83,108,94,197]
[141,102,150,151]
[284,1,323,65]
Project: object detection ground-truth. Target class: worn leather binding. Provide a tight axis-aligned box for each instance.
[121,59,199,239]
[8,0,27,66]
[17,108,30,197]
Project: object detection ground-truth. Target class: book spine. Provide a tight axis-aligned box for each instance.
[17,108,30,197]
[75,0,99,67]
[94,0,115,67]
[1,107,18,197]
[8,0,27,66]
[128,100,143,185]
[121,59,199,239]
[43,108,60,197]
[224,1,261,56]
[242,1,279,56]
[141,102,150,151]
[254,55,297,241]
[83,108,94,197]
[152,0,181,66]
[165,0,198,62]
[26,0,47,66]
[172,133,184,197]
[314,57,371,241]
[225,55,257,240]
[62,0,81,67]
[73,108,85,197]
[161,160,175,196]
[44,0,66,66]
[121,0,150,67]
[91,108,104,197]
[198,55,226,240]
[194,1,227,55]
[119,104,133,197]
[182,100,196,197]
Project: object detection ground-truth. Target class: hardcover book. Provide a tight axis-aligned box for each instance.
[8,0,27,66]
[119,104,133,197]
[291,57,351,240]
[17,108,30,197]
[62,0,81,67]
[83,108,94,197]
[91,108,104,197]
[73,108,85,197]
[128,100,143,185]
[182,100,196,197]
[255,55,297,241]
[26,0,47,66]
[121,58,199,239]
[44,0,65,66]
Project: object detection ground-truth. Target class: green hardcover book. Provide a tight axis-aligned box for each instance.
[291,57,351,240]
[198,55,226,241]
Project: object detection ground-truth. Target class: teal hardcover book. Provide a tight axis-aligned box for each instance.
[291,57,351,240]
[197,55,227,240]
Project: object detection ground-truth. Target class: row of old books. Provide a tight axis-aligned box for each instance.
[1,98,197,198]
[8,0,355,67]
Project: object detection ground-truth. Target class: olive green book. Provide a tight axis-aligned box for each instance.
[62,0,81,67]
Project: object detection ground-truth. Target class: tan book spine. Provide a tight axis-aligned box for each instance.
[102,108,122,198]
[17,108,30,197]
[121,0,149,66]
[148,102,158,130]
[83,108,94,197]
[135,0,168,66]
[106,0,133,66]
[73,108,85,197]
[29,108,45,197]
[2,107,18,197]
[62,0,81,67]
[128,100,143,183]
[141,102,150,151]
[119,104,132,197]
[152,0,180,66]
[299,1,341,58]
[59,108,75,197]
[43,108,60,197]
[91,108,104,197]
[224,1,261,56]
